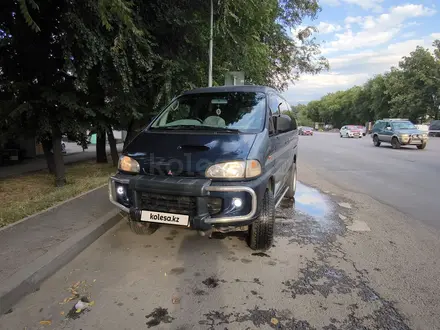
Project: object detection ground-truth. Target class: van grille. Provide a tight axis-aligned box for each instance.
[140,193,197,215]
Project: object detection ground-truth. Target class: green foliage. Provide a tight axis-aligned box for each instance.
[1,0,329,162]
[300,40,440,127]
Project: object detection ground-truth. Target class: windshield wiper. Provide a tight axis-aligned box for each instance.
[152,125,240,133]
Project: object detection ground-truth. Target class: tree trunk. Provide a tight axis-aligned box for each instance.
[41,139,55,174]
[124,120,134,149]
[107,127,119,167]
[96,128,108,163]
[52,129,66,187]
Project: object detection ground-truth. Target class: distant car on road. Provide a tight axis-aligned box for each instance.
[299,126,313,136]
[356,125,367,136]
[429,120,440,137]
[340,125,362,138]
[371,118,428,149]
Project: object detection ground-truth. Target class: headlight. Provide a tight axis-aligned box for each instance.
[400,134,409,140]
[118,156,140,173]
[423,133,428,138]
[205,160,262,179]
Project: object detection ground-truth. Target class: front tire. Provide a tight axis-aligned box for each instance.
[129,221,159,235]
[373,135,381,147]
[248,189,275,251]
[286,164,297,199]
[391,137,401,149]
[417,142,427,150]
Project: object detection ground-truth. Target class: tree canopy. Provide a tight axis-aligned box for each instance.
[1,0,328,185]
[294,41,440,128]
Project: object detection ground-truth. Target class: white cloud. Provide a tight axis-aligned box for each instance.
[317,22,342,34]
[324,4,436,53]
[282,34,440,104]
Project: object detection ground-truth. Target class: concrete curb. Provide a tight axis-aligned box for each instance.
[0,209,124,315]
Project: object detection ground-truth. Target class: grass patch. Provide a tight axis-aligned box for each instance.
[0,161,117,228]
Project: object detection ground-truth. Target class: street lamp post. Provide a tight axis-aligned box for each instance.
[208,0,213,87]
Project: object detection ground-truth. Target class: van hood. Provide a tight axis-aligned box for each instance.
[395,129,423,135]
[124,131,257,177]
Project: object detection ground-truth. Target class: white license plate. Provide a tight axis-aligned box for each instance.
[141,211,189,226]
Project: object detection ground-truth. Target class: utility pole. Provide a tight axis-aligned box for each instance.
[208,0,213,87]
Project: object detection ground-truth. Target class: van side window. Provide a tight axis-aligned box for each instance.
[268,93,281,116]
[279,100,290,113]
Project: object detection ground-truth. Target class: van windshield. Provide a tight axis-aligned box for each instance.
[392,121,416,130]
[150,92,266,133]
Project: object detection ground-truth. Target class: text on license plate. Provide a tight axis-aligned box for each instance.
[141,211,189,226]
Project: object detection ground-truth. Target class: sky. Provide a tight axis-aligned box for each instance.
[282,0,440,105]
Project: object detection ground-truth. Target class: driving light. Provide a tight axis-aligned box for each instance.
[116,186,125,195]
[232,198,243,208]
[400,134,409,141]
[205,160,262,179]
[118,156,140,173]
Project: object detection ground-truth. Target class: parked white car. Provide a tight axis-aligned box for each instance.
[340,125,362,138]
[415,124,429,133]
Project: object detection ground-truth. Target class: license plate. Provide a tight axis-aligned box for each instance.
[141,210,189,226]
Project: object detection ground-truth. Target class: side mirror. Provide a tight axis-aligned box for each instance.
[276,114,292,133]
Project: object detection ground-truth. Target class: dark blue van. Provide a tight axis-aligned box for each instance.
[109,85,298,250]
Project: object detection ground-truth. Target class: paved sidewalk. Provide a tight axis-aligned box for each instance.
[0,186,124,313]
[0,143,123,179]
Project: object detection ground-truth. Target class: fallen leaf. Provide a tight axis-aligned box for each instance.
[271,318,279,325]
[72,281,80,289]
[89,301,95,306]
[172,295,181,304]
[60,311,65,316]
[39,320,52,325]
[93,279,96,283]
[76,309,82,313]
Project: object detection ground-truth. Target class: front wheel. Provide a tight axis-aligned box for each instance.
[417,142,427,150]
[391,137,401,149]
[248,189,275,251]
[286,164,297,199]
[129,221,159,235]
[373,135,381,147]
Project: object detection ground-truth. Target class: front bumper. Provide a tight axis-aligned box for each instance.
[109,173,267,230]
[399,135,428,145]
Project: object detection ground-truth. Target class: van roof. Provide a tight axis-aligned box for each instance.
[182,85,277,95]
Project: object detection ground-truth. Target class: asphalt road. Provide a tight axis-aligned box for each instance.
[2,134,440,330]
[299,132,440,230]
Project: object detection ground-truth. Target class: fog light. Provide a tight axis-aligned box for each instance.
[232,198,243,208]
[116,186,125,195]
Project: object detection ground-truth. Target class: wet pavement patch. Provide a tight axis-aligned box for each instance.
[275,182,348,245]
[199,307,315,329]
[164,236,174,241]
[282,261,356,298]
[169,267,185,275]
[193,288,208,296]
[145,307,174,328]
[202,277,220,288]
[251,252,270,257]
[241,258,252,264]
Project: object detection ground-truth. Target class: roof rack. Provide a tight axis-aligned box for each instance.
[382,118,409,121]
